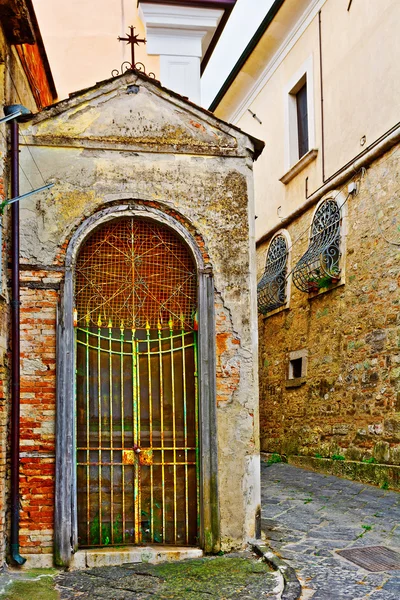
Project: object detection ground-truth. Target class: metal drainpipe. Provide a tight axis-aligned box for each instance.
[318,10,326,183]
[9,113,26,566]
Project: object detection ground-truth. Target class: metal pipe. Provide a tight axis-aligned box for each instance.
[10,115,26,566]
[318,10,326,183]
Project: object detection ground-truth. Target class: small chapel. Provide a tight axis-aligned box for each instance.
[15,68,263,567]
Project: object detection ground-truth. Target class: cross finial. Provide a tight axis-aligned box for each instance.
[118,26,147,68]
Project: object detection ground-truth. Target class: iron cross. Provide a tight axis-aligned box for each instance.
[118,26,147,67]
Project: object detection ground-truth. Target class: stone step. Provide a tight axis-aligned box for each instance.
[71,545,203,569]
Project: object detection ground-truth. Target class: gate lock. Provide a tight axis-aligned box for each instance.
[122,446,153,466]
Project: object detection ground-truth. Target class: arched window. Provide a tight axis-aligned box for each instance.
[257,233,289,314]
[292,198,341,293]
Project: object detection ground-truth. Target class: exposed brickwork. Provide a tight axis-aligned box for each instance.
[0,299,9,562]
[18,271,62,555]
[0,15,58,564]
[258,146,400,464]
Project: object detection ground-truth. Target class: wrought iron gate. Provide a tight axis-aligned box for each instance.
[74,218,199,547]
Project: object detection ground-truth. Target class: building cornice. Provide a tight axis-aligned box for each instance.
[208,0,285,112]
[138,0,236,73]
[256,122,400,246]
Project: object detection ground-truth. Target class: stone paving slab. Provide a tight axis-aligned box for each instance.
[55,553,282,600]
[261,460,400,599]
[0,553,282,600]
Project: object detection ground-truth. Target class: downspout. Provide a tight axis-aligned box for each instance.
[318,10,326,183]
[8,109,26,566]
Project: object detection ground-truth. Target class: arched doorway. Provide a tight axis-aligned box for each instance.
[74,217,199,547]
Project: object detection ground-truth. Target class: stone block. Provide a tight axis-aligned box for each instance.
[373,441,390,463]
[20,553,54,569]
[365,329,387,353]
[384,418,400,439]
[84,546,203,569]
[332,424,350,435]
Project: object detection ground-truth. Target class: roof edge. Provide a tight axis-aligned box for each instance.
[208,0,285,112]
[21,69,264,159]
[26,0,57,101]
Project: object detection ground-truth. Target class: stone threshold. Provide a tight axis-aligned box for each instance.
[71,545,203,569]
[17,546,203,570]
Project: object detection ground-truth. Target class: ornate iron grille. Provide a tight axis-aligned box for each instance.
[75,218,197,329]
[257,234,288,314]
[75,217,199,548]
[292,199,341,293]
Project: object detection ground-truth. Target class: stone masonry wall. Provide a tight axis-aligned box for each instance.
[258,145,400,464]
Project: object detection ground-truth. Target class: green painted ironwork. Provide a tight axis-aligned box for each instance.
[76,319,199,548]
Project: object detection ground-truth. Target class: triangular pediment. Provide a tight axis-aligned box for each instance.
[21,71,260,158]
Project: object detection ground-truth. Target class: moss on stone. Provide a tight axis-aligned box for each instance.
[1,576,59,600]
[41,555,276,599]
[128,557,273,600]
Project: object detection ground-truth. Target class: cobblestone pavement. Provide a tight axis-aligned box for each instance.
[261,460,400,600]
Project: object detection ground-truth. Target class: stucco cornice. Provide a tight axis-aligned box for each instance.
[256,122,400,246]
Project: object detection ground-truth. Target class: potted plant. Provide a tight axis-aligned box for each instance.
[307,279,319,293]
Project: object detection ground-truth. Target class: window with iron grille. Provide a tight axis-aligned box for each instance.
[257,234,288,314]
[292,198,341,293]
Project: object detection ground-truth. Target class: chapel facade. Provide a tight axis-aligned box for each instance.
[16,69,263,567]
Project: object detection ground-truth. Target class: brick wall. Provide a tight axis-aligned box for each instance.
[258,145,400,464]
[19,271,62,555]
[0,300,8,562]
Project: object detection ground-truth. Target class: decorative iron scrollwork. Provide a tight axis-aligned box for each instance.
[292,199,341,293]
[74,218,197,329]
[111,61,156,79]
[257,234,288,314]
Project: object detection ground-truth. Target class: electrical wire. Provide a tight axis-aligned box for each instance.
[0,128,35,191]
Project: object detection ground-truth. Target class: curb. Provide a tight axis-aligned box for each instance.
[252,542,302,600]
[287,455,400,491]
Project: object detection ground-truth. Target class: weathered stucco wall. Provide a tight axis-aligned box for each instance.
[258,146,400,464]
[17,72,260,563]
